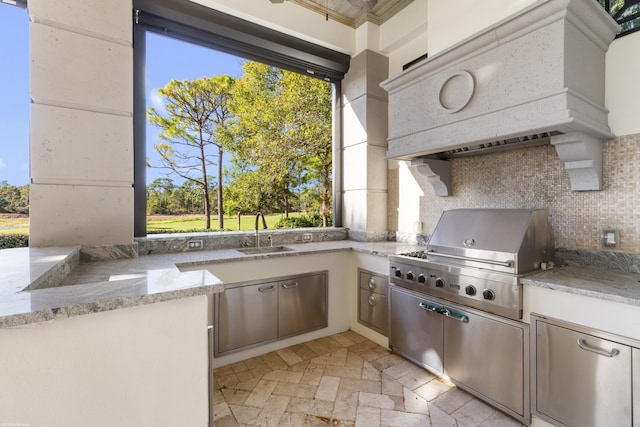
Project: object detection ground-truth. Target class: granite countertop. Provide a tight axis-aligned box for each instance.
[0,240,420,328]
[4,240,638,329]
[523,265,640,306]
[0,246,223,328]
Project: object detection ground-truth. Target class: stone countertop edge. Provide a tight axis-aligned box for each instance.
[0,241,417,328]
[8,241,638,327]
[0,246,224,328]
[522,265,640,306]
[172,241,420,268]
[0,279,223,329]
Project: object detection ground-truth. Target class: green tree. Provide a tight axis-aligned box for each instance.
[147,75,234,229]
[177,179,204,214]
[147,178,175,215]
[0,182,29,214]
[229,62,333,225]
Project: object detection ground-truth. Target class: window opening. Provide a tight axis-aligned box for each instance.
[134,1,347,237]
[142,32,335,235]
[0,3,30,246]
[599,0,640,37]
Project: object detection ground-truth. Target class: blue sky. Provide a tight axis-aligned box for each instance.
[0,4,243,186]
[0,5,30,186]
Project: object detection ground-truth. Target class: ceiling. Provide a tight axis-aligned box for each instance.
[282,0,414,28]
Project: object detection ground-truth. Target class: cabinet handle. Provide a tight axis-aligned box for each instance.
[577,338,620,358]
[441,308,469,323]
[282,282,299,289]
[258,285,276,293]
[368,295,376,306]
[368,277,376,290]
[418,302,439,312]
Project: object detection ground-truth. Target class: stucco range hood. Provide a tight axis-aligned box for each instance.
[380,0,620,195]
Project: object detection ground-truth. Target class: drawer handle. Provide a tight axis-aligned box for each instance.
[418,302,439,312]
[368,277,376,290]
[258,285,276,293]
[441,308,469,323]
[282,282,299,289]
[577,338,620,358]
[368,295,376,306]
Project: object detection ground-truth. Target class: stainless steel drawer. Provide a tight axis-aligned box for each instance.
[358,288,387,335]
[532,315,633,427]
[359,269,388,295]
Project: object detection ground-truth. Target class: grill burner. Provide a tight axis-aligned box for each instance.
[389,208,554,320]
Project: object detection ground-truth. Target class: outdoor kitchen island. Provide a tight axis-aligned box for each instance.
[0,240,418,427]
[0,246,223,427]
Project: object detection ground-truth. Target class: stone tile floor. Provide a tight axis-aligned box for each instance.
[213,330,525,426]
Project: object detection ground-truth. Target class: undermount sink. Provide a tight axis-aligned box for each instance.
[235,246,294,255]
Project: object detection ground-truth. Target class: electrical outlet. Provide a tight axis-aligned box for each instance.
[600,229,619,249]
[187,239,203,250]
[302,233,313,242]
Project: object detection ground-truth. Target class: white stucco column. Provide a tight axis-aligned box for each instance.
[341,50,389,241]
[28,0,134,247]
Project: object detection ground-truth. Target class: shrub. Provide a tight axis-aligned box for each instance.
[274,215,316,229]
[305,211,332,227]
[0,234,29,249]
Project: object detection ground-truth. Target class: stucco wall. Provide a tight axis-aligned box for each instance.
[28,0,134,247]
[0,296,210,427]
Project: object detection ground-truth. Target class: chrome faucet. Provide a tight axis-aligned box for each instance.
[255,211,268,248]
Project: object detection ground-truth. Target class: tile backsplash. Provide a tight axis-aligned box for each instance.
[388,133,640,253]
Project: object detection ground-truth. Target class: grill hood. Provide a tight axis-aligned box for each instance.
[381,0,620,194]
[427,208,555,274]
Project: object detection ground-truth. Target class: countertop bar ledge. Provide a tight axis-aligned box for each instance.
[0,246,223,328]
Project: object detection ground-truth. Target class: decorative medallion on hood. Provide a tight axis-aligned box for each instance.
[438,70,475,113]
[381,0,620,195]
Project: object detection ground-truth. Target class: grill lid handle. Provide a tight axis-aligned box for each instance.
[427,250,513,268]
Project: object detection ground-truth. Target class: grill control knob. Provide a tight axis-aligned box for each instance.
[435,278,445,288]
[482,289,495,300]
[394,269,402,278]
[406,271,414,281]
[417,274,426,284]
[465,285,476,296]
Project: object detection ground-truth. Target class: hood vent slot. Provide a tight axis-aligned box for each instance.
[433,131,562,159]
[381,0,620,195]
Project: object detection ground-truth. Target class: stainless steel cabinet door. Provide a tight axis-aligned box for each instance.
[389,286,444,374]
[216,282,278,355]
[278,273,327,338]
[443,307,526,417]
[535,321,632,427]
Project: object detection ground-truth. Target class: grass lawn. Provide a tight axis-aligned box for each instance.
[0,215,29,235]
[146,212,303,233]
[0,213,306,236]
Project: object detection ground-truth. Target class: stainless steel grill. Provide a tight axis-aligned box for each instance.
[389,208,554,319]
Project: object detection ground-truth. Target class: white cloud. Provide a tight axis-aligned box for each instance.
[148,88,167,115]
[0,158,6,169]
